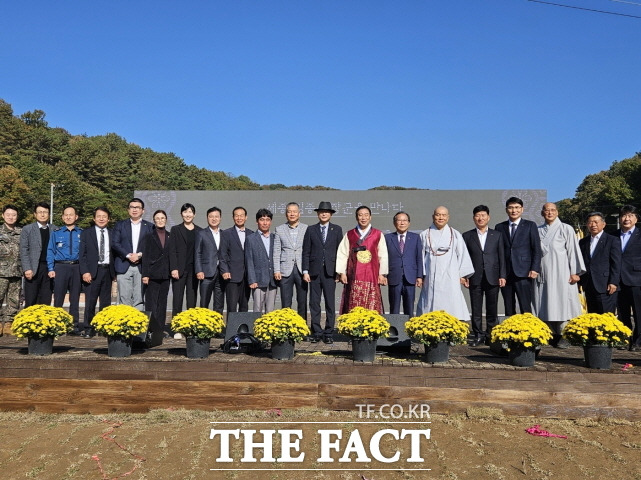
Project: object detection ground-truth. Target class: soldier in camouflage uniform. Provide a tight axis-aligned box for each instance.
[0,205,22,333]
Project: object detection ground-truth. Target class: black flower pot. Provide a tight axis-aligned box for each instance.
[424,341,450,363]
[583,344,612,369]
[271,339,295,360]
[351,338,377,362]
[186,337,211,359]
[508,347,536,367]
[28,337,54,356]
[107,337,132,357]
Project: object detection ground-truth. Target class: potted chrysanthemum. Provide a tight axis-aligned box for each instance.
[170,307,225,358]
[405,310,469,363]
[253,308,310,360]
[563,313,631,369]
[490,313,553,367]
[337,306,391,362]
[91,305,150,357]
[11,305,73,355]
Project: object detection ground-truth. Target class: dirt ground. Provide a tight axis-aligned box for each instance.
[0,408,640,480]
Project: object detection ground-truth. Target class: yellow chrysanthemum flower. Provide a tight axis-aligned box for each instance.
[405,310,469,346]
[11,305,73,339]
[489,313,552,349]
[336,307,390,340]
[170,308,224,339]
[253,308,310,343]
[91,305,149,338]
[562,313,631,347]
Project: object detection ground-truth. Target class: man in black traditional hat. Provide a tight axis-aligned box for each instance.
[302,202,343,344]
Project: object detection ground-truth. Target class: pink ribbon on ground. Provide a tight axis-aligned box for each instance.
[622,363,634,371]
[525,425,567,439]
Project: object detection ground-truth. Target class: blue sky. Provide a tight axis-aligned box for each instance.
[2,0,639,201]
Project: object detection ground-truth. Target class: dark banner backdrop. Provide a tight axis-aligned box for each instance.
[135,189,547,315]
[134,189,547,234]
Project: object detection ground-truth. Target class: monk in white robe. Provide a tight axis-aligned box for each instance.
[417,206,475,320]
[532,203,585,343]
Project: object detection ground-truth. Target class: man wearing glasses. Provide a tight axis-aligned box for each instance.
[384,211,423,317]
[20,202,54,306]
[112,198,154,309]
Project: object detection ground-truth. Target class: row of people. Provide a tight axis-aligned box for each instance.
[2,199,260,337]
[321,197,639,352]
[1,197,639,351]
[416,198,639,351]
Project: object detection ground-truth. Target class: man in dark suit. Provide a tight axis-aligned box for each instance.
[19,202,54,306]
[79,207,115,337]
[195,207,224,314]
[302,201,343,343]
[246,209,277,313]
[384,211,423,317]
[616,205,641,350]
[221,206,253,312]
[578,212,620,315]
[495,196,541,316]
[463,205,506,346]
[112,198,154,310]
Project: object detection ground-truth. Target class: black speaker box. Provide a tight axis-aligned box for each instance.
[378,314,411,349]
[224,312,261,343]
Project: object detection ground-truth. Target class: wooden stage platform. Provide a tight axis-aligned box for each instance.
[1,334,640,419]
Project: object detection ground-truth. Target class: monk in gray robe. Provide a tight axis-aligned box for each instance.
[532,203,585,348]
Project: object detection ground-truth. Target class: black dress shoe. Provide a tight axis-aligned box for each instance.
[83,328,96,338]
[469,337,484,347]
[323,336,334,344]
[309,336,320,343]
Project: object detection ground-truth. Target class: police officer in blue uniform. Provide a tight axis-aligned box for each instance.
[47,206,83,334]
